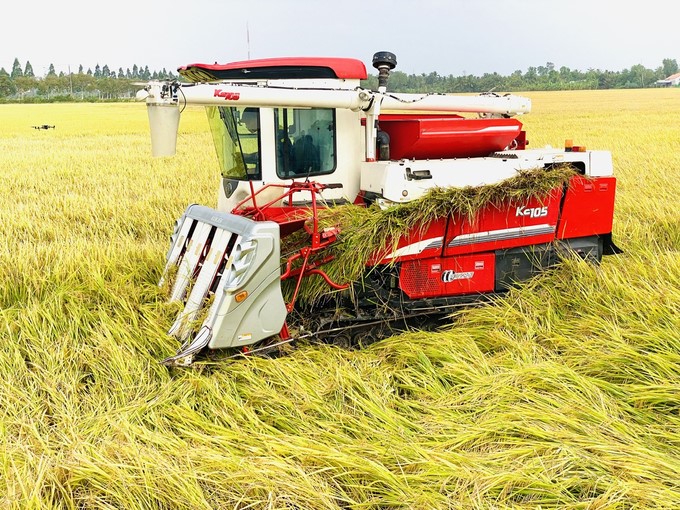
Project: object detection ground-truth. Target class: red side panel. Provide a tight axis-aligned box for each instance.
[399,253,495,298]
[557,176,616,238]
[378,114,523,159]
[444,189,564,256]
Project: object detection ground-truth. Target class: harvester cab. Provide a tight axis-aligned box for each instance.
[138,52,619,366]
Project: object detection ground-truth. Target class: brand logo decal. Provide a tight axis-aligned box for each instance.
[441,270,474,283]
[213,89,241,100]
[516,205,548,218]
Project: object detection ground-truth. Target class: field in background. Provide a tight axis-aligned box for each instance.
[1,89,679,508]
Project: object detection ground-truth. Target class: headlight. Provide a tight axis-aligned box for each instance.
[223,240,257,291]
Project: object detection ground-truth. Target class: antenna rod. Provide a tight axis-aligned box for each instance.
[247,22,251,60]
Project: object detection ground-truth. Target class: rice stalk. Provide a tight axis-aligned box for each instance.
[2,95,680,508]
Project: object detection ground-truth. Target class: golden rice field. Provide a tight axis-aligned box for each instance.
[1,88,680,509]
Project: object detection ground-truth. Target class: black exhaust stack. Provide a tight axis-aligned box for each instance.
[372,51,397,92]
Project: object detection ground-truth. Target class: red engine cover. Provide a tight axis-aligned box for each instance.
[399,253,495,299]
[557,176,616,238]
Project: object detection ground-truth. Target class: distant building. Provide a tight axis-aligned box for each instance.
[655,72,680,87]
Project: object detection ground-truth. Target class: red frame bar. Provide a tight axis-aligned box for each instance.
[231,181,350,337]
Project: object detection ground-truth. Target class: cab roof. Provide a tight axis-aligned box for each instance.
[178,57,368,83]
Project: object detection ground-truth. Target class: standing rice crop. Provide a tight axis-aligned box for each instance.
[1,90,680,508]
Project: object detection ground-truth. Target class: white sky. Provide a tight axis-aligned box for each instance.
[2,0,679,78]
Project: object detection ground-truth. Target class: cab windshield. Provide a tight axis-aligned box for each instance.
[206,106,261,181]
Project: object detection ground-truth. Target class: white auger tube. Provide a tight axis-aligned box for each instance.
[139,80,532,159]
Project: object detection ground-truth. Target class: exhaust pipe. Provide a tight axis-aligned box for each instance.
[138,82,181,157]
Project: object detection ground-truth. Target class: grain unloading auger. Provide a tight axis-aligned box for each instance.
[138,52,620,366]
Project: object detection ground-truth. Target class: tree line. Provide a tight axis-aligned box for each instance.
[1,56,678,102]
[0,58,178,101]
[361,58,680,93]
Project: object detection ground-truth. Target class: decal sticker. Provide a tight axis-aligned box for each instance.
[384,237,444,259]
[448,224,555,247]
[213,89,241,100]
[441,270,474,283]
[515,205,548,218]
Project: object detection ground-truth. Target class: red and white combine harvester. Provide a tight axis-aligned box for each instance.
[138,52,619,365]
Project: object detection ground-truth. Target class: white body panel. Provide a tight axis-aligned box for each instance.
[360,148,614,203]
[380,92,531,116]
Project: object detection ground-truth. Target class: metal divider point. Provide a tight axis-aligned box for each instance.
[168,222,213,303]
[170,229,235,341]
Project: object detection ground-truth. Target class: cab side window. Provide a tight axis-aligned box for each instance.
[275,108,336,178]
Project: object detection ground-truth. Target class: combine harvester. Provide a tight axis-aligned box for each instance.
[137,52,619,365]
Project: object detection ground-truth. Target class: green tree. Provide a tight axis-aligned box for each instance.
[47,64,56,77]
[0,67,17,97]
[23,61,34,77]
[506,70,524,90]
[39,72,61,98]
[11,58,23,78]
[629,64,653,88]
[598,71,615,89]
[14,75,37,98]
[386,71,407,90]
[72,72,95,98]
[662,58,678,77]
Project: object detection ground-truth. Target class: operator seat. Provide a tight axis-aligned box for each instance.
[293,134,320,175]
